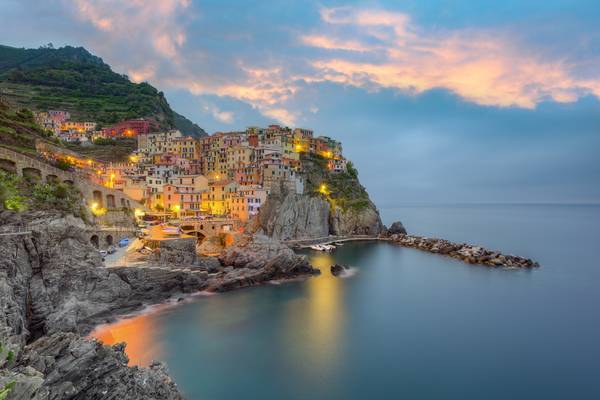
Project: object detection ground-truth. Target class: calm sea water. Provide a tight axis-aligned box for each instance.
[92,205,600,399]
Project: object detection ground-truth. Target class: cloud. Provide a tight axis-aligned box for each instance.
[50,2,600,124]
[70,0,190,60]
[128,66,156,83]
[301,6,600,109]
[261,108,298,126]
[300,35,370,52]
[202,102,234,124]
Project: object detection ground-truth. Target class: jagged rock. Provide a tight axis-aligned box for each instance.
[152,237,197,265]
[387,221,407,235]
[15,332,182,400]
[211,234,320,291]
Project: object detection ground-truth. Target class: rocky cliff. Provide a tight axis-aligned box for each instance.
[0,211,317,399]
[257,153,384,240]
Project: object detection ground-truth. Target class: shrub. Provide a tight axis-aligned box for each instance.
[0,171,27,211]
[54,158,73,171]
[31,181,84,214]
[93,137,116,145]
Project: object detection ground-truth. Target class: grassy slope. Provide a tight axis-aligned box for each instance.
[0,44,206,138]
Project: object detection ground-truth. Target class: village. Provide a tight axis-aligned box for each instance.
[33,111,348,244]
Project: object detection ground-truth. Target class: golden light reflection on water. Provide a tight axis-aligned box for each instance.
[90,313,162,367]
[286,251,344,375]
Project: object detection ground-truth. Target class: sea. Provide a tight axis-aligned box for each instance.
[91,204,600,399]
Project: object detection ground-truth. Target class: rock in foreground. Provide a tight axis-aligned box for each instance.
[13,332,182,400]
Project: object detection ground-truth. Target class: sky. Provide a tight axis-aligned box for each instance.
[1,0,599,206]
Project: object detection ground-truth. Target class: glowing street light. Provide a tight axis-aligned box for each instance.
[91,202,98,210]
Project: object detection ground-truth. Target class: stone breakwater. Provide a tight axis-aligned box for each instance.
[389,234,539,268]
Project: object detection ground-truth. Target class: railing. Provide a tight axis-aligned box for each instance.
[0,225,33,237]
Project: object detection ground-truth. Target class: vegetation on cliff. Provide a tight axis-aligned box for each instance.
[0,98,57,153]
[0,170,86,218]
[301,152,371,211]
[0,44,206,137]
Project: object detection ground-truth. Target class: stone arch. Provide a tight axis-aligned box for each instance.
[106,194,116,209]
[195,231,206,242]
[90,235,99,248]
[22,167,42,182]
[46,174,59,184]
[105,235,114,246]
[0,158,17,174]
[93,190,103,207]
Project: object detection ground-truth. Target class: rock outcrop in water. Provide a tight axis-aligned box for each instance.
[330,264,349,277]
[0,211,318,399]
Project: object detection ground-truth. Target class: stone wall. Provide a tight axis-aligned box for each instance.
[0,146,144,212]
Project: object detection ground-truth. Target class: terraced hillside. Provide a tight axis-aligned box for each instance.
[0,44,206,138]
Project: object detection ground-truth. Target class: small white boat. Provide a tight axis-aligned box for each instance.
[310,244,336,251]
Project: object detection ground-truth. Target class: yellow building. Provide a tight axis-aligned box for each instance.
[201,181,238,215]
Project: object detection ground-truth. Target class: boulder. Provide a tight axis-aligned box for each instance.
[330,264,348,277]
[388,221,407,235]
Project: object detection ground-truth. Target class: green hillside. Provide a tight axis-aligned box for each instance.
[0,98,56,154]
[0,44,206,138]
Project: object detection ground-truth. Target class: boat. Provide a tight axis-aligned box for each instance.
[118,238,130,247]
[309,244,336,251]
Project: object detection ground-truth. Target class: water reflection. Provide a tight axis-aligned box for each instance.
[285,251,344,378]
[90,312,162,367]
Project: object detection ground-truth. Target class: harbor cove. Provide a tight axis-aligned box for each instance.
[91,204,600,399]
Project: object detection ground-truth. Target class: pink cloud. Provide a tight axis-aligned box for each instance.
[303,7,600,109]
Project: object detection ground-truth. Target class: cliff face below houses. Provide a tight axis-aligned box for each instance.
[0,211,317,399]
[257,153,384,240]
